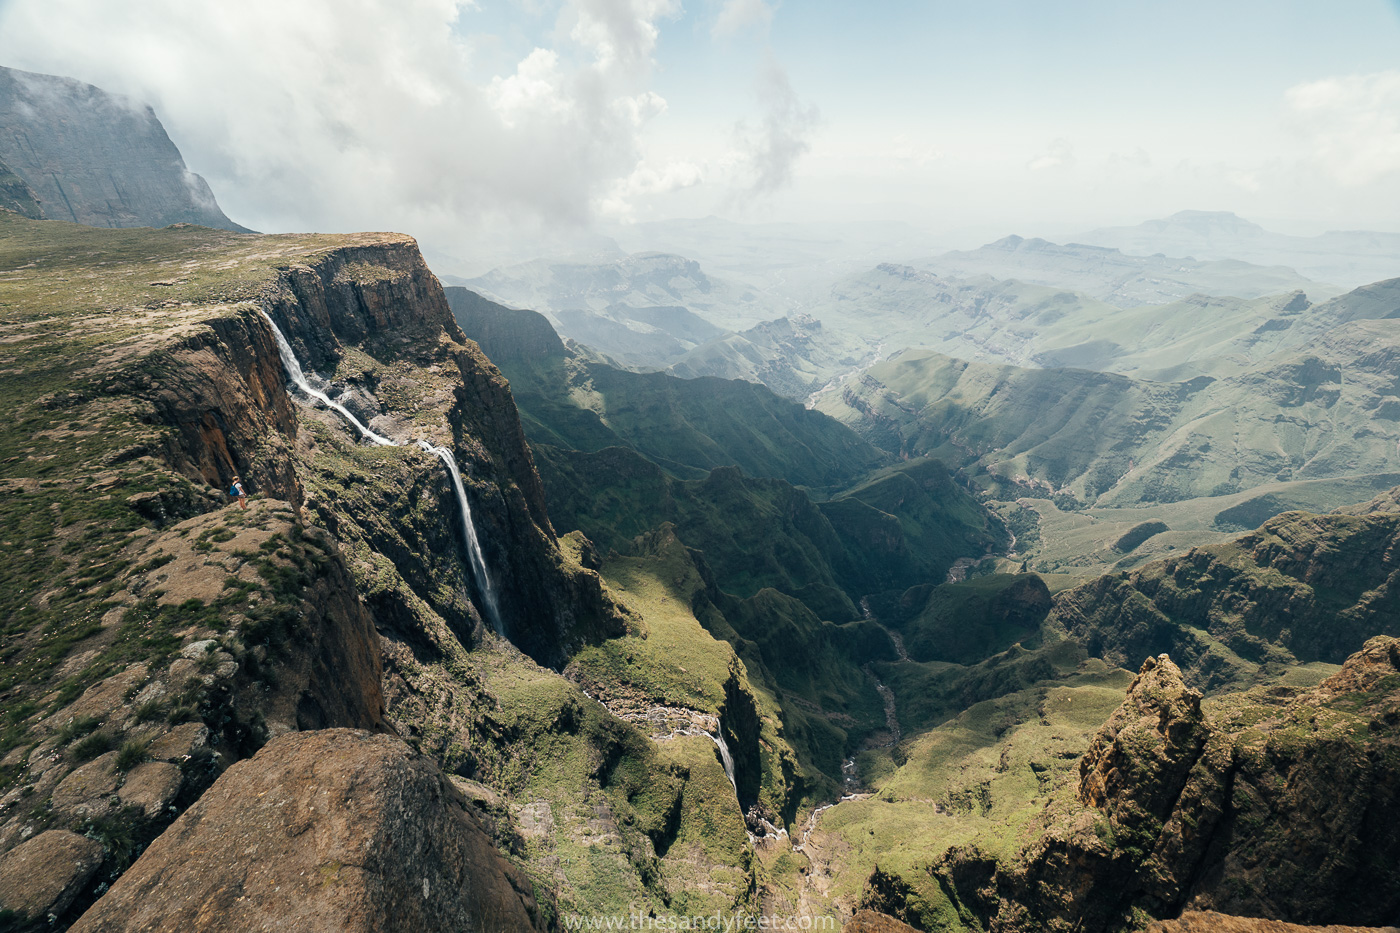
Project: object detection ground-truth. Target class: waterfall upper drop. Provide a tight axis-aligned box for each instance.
[417,440,504,637]
[258,308,505,638]
[259,309,397,447]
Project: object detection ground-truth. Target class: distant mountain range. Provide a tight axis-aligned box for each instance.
[0,65,246,231]
[453,253,859,397]
[461,222,1399,402]
[1076,210,1400,289]
[454,251,780,334]
[914,233,1332,306]
[815,276,1400,516]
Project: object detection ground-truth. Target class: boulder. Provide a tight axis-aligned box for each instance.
[71,729,544,933]
[0,830,104,925]
[51,752,120,819]
[117,762,184,819]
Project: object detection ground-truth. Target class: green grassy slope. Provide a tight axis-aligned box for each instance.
[817,329,1400,513]
[534,446,1001,617]
[1047,502,1400,691]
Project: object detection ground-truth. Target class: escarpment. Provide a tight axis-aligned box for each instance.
[0,214,633,928]
[256,237,621,666]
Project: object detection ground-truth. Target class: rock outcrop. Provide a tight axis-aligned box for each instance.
[70,730,545,932]
[445,287,567,363]
[927,638,1400,931]
[0,65,245,230]
[0,154,43,219]
[0,830,105,928]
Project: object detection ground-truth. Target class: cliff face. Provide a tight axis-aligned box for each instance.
[257,240,619,666]
[927,639,1400,931]
[0,65,246,231]
[1049,507,1400,690]
[0,213,633,928]
[0,155,44,219]
[444,286,568,362]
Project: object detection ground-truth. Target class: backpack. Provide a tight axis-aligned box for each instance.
[229,482,239,496]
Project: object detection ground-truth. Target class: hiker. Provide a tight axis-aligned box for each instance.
[229,475,247,510]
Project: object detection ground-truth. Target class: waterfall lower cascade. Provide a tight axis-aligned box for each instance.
[710,730,739,797]
[416,441,504,636]
[258,310,504,636]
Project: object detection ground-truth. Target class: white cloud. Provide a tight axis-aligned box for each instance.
[1027,138,1074,173]
[0,0,683,254]
[733,59,819,196]
[1286,70,1400,186]
[1105,147,1152,173]
[595,159,702,218]
[712,0,774,39]
[567,0,678,71]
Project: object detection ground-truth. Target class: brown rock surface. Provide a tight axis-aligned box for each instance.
[146,722,209,762]
[929,639,1400,931]
[51,753,120,819]
[117,762,184,819]
[71,729,544,933]
[1149,911,1400,933]
[0,830,105,924]
[1078,653,1208,818]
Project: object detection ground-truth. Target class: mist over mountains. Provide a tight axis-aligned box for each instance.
[1077,210,1400,288]
[0,65,245,232]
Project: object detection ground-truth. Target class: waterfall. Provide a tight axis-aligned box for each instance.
[258,310,396,447]
[417,441,504,637]
[257,309,503,636]
[710,730,738,797]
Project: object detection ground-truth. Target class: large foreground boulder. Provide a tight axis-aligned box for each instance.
[71,729,544,933]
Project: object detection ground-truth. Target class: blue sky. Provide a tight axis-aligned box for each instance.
[0,0,1397,253]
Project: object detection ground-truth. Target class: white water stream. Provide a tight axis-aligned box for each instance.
[260,311,397,447]
[259,310,503,636]
[416,440,504,636]
[710,730,739,797]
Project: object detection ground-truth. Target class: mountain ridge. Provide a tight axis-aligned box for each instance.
[0,65,247,232]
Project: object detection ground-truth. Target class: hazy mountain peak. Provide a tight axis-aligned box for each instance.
[0,65,247,231]
[1156,209,1269,235]
[915,233,1321,307]
[1076,212,1400,287]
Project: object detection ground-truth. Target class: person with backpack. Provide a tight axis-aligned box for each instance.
[229,475,247,510]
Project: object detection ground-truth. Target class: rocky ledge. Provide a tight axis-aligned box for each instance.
[70,729,545,932]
